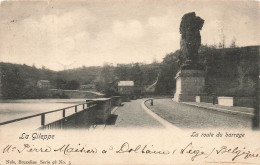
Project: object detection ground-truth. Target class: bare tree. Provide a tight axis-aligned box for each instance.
[218,27,225,48]
[230,37,237,48]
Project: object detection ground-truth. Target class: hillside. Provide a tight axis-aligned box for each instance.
[0,62,160,99]
[0,45,259,99]
[155,45,259,96]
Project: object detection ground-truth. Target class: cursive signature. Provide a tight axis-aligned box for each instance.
[180,142,260,161]
[3,144,51,153]
[54,144,97,155]
[116,142,170,155]
[208,145,260,161]
[2,142,260,162]
[2,144,97,155]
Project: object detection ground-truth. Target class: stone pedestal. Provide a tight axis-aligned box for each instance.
[173,69,205,102]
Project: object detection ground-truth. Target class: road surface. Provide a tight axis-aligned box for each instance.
[106,98,252,129]
[106,99,163,128]
[145,98,252,129]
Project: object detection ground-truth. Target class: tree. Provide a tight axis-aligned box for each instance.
[65,80,80,90]
[95,63,116,94]
[1,66,25,99]
[155,51,180,95]
[218,28,226,48]
[230,37,237,48]
[55,78,67,89]
[100,63,115,83]
[114,64,129,80]
[131,63,143,86]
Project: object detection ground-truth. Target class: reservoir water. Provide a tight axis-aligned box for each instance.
[0,99,87,130]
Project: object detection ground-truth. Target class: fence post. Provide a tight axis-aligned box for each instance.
[83,104,85,110]
[41,114,45,127]
[75,106,77,113]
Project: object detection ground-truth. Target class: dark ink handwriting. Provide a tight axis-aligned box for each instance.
[54,144,97,155]
[116,142,170,155]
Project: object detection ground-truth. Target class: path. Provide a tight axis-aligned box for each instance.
[105,99,164,128]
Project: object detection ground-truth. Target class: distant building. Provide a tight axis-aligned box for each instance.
[80,84,96,91]
[37,80,50,89]
[118,81,134,95]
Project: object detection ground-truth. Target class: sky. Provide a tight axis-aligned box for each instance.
[0,0,259,71]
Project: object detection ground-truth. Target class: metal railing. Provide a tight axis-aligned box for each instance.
[0,101,96,129]
[39,103,97,130]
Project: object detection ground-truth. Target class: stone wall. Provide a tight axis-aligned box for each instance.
[95,98,112,123]
[40,98,114,129]
[86,98,112,123]
[62,104,98,129]
[122,95,130,102]
[111,96,122,106]
[233,97,255,108]
[196,96,214,103]
[49,89,104,99]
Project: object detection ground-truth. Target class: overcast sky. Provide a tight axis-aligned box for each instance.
[0,0,259,71]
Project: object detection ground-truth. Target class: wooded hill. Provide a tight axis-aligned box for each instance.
[0,45,259,99]
[156,45,259,96]
[0,62,160,99]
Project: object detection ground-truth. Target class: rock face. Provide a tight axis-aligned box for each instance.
[179,12,204,69]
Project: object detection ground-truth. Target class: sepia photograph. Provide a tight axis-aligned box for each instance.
[0,0,259,164]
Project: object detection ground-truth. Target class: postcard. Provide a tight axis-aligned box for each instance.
[0,0,260,164]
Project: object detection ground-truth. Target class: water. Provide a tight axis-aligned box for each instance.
[0,99,87,130]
